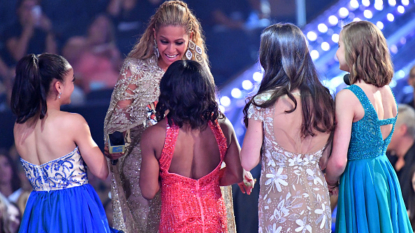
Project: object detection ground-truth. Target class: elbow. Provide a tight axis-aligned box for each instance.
[241,158,257,172]
[96,170,109,180]
[141,187,159,200]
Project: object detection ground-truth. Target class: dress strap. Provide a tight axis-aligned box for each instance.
[159,118,180,172]
[346,84,377,119]
[208,120,228,161]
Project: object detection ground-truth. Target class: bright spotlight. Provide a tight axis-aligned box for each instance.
[310,50,320,60]
[387,13,394,22]
[328,15,339,25]
[364,10,373,18]
[397,5,405,14]
[402,0,409,5]
[349,0,359,9]
[339,7,349,18]
[220,96,231,107]
[321,42,330,51]
[374,2,384,10]
[332,34,339,43]
[253,72,263,82]
[307,31,317,41]
[362,0,370,7]
[318,23,328,33]
[376,21,384,29]
[388,0,396,6]
[231,88,242,98]
[242,80,253,90]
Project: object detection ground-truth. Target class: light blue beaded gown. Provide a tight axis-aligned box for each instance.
[335,85,413,233]
[18,147,119,233]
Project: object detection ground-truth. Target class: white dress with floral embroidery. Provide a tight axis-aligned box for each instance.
[248,94,331,233]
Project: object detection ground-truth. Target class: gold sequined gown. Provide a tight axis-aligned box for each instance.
[104,56,236,233]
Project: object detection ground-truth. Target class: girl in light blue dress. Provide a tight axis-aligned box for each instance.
[325,21,412,232]
[11,53,118,233]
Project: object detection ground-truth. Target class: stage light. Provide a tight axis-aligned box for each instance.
[231,88,242,98]
[374,2,384,10]
[402,0,409,5]
[353,17,361,21]
[388,0,396,6]
[310,50,320,60]
[242,80,253,90]
[397,5,405,14]
[307,31,317,41]
[387,13,394,21]
[219,105,225,113]
[349,0,359,9]
[364,10,373,18]
[220,96,231,107]
[321,42,330,51]
[253,72,263,82]
[339,7,349,18]
[318,23,328,33]
[376,21,384,29]
[328,15,339,25]
[397,70,405,78]
[390,44,398,54]
[332,34,339,43]
[362,0,370,7]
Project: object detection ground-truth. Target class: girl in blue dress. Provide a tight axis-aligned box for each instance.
[325,21,413,232]
[11,53,118,233]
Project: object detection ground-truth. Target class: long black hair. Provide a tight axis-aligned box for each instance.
[11,53,71,124]
[156,60,222,129]
[243,23,335,137]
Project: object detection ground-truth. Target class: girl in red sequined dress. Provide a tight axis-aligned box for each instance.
[139,60,245,232]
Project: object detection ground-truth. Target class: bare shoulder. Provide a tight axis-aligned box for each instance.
[218,116,233,142]
[59,112,88,129]
[335,88,358,105]
[142,120,166,144]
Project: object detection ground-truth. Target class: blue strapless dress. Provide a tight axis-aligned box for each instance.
[18,147,119,233]
[336,85,412,232]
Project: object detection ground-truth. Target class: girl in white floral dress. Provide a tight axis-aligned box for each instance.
[240,23,335,233]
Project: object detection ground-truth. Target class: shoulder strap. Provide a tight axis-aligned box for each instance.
[209,120,228,161]
[159,118,180,172]
[345,84,375,114]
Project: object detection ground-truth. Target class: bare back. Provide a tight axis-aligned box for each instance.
[272,91,330,155]
[351,82,397,140]
[154,119,224,180]
[14,110,78,165]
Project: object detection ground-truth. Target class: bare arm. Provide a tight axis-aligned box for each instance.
[325,90,355,185]
[71,114,109,180]
[139,126,161,200]
[240,118,263,171]
[219,118,243,186]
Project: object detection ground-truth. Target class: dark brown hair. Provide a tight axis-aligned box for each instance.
[342,21,394,87]
[243,23,335,138]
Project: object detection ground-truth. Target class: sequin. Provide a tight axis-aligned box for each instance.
[159,120,228,232]
[104,56,236,233]
[248,92,332,233]
[345,85,397,161]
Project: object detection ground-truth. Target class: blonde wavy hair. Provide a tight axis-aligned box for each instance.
[342,21,394,87]
[128,0,208,65]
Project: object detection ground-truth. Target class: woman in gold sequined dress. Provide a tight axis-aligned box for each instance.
[103,1,242,232]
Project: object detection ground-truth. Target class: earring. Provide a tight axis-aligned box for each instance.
[186,40,203,62]
[154,39,160,58]
[58,92,62,99]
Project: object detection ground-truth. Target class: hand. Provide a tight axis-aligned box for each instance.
[238,170,255,195]
[104,143,124,161]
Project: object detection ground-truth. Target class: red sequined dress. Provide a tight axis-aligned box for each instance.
[158,120,228,233]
